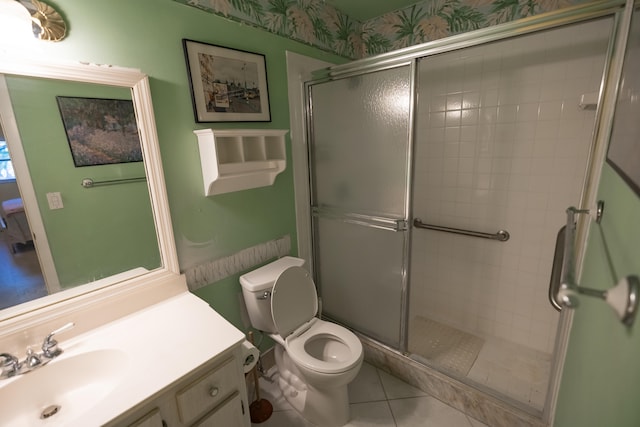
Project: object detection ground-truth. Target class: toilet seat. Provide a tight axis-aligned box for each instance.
[271,266,362,375]
[286,318,363,374]
[271,266,318,338]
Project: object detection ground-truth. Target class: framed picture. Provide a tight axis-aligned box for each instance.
[183,39,271,122]
[56,97,142,167]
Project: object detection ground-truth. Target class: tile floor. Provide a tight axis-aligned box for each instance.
[251,362,489,427]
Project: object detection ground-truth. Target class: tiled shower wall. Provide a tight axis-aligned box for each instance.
[410,18,612,354]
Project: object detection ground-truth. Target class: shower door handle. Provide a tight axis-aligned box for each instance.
[312,207,407,232]
[549,225,566,311]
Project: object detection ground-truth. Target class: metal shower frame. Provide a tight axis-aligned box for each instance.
[303,0,636,422]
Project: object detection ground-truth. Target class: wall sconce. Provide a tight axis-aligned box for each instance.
[0,0,66,42]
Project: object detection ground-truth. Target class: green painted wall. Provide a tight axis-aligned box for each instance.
[17,0,343,333]
[554,165,640,427]
[6,77,159,287]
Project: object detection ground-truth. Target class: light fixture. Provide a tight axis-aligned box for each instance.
[0,0,66,43]
[0,0,34,41]
[25,0,66,41]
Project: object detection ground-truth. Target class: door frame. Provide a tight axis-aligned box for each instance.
[0,75,60,293]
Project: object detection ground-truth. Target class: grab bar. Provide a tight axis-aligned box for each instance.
[81,176,146,188]
[554,201,639,326]
[559,206,587,298]
[413,219,510,242]
[549,225,566,311]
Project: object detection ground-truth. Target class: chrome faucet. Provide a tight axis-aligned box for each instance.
[25,347,42,369]
[0,322,75,380]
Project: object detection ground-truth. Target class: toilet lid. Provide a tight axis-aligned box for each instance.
[271,266,318,338]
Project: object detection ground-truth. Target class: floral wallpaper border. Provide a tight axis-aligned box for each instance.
[176,0,592,59]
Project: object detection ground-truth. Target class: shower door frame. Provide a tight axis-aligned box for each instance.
[304,61,417,351]
[292,0,633,422]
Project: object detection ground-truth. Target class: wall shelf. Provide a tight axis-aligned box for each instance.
[193,129,288,196]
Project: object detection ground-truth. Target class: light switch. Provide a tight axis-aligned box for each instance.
[46,192,64,210]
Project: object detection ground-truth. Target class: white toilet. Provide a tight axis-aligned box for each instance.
[240,256,364,427]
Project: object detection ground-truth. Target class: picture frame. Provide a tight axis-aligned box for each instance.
[183,39,271,122]
[56,96,142,167]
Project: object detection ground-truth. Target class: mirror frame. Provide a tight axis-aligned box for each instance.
[0,54,184,339]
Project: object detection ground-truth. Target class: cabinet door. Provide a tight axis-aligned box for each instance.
[193,393,244,427]
[175,357,240,425]
[128,408,164,427]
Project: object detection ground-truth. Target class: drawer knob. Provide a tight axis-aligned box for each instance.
[209,386,220,397]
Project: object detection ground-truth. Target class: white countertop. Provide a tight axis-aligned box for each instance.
[0,292,245,426]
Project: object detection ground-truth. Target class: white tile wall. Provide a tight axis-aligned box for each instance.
[410,17,612,355]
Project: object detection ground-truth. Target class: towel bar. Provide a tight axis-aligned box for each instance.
[81,177,146,188]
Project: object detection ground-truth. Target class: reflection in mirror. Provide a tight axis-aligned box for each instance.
[0,73,161,313]
[0,120,47,308]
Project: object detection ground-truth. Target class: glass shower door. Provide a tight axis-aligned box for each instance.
[307,65,412,348]
[409,17,613,411]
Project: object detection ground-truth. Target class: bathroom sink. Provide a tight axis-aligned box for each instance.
[0,349,128,426]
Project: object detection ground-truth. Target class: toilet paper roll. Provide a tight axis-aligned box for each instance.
[241,339,259,373]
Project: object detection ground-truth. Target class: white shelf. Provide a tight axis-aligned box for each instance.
[193,128,288,196]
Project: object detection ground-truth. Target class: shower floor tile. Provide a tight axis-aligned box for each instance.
[408,316,484,377]
[467,336,551,410]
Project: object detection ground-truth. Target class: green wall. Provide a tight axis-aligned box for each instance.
[554,165,640,427]
[21,0,343,331]
[6,76,159,287]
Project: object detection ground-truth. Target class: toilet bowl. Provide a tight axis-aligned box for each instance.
[240,257,363,427]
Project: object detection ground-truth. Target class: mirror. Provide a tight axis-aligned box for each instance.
[1,76,160,296]
[0,56,180,323]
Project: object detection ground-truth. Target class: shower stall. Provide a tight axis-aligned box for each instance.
[301,1,635,424]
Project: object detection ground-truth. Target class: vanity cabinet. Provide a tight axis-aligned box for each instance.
[109,350,249,427]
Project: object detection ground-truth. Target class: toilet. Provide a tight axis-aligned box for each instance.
[240,256,364,427]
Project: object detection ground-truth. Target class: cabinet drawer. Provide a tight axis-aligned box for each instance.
[176,357,240,424]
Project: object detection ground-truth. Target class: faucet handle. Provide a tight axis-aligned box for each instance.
[42,322,75,359]
[0,353,21,378]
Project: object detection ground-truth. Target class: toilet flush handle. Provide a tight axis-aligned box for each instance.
[257,290,271,300]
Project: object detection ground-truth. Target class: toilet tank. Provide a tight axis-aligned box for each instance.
[240,256,306,333]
